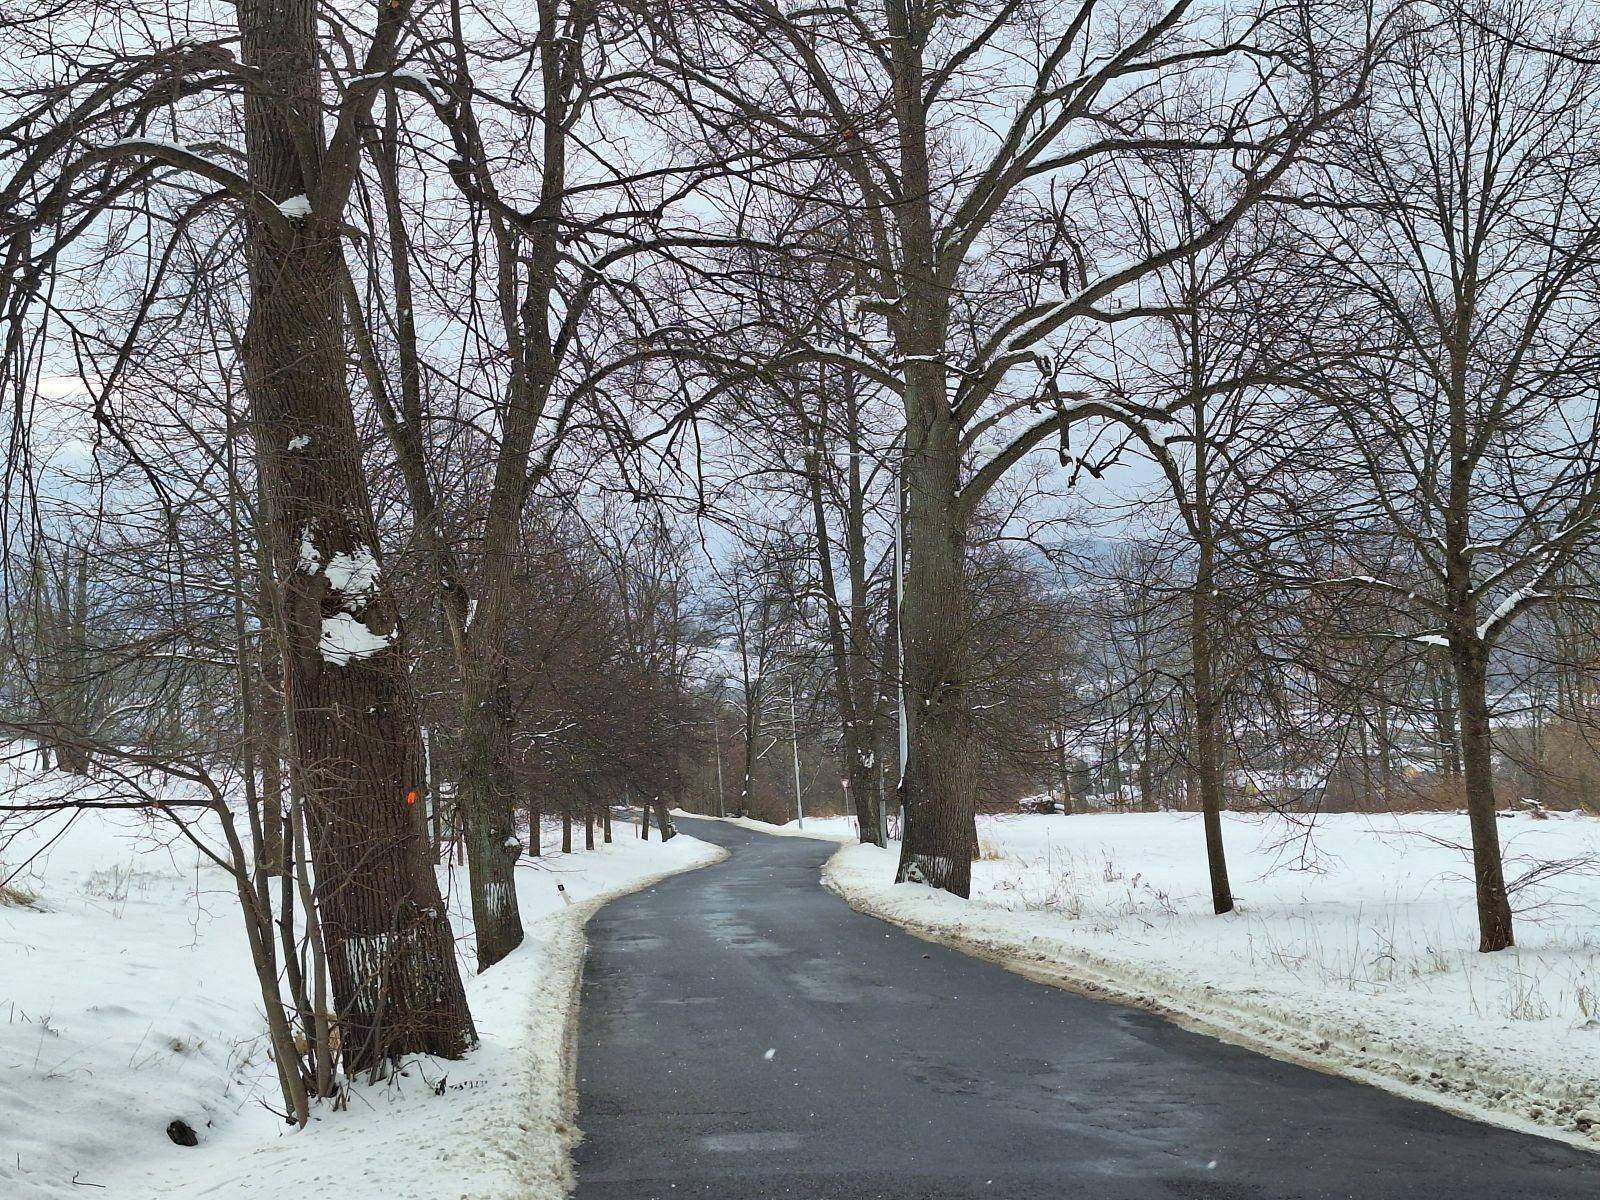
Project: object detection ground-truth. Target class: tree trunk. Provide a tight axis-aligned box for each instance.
[893,387,973,894]
[844,749,880,846]
[354,113,523,970]
[458,657,523,969]
[602,804,612,843]
[584,805,595,850]
[1376,700,1394,801]
[803,377,883,847]
[737,696,758,819]
[236,0,473,1072]
[884,0,978,894]
[1191,543,1234,914]
[561,810,572,854]
[1452,639,1514,951]
[1432,660,1462,780]
[1356,709,1373,809]
[1137,728,1154,811]
[653,797,676,841]
[257,675,287,873]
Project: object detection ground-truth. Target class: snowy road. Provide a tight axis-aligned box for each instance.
[571,817,1594,1199]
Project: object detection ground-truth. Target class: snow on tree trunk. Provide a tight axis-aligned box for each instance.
[236,0,474,1071]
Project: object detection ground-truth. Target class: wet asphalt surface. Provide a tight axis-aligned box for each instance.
[571,816,1596,1199]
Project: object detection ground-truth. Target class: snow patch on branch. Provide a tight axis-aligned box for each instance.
[110,135,191,154]
[1478,585,1541,640]
[348,70,443,106]
[277,193,311,220]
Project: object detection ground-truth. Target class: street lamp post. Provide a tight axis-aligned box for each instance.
[710,715,726,818]
[789,678,804,828]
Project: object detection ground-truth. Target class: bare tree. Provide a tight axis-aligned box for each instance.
[3,0,476,1067]
[1281,0,1600,950]
[643,0,1394,894]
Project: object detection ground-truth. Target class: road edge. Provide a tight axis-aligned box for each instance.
[522,836,729,1198]
[818,846,1600,1156]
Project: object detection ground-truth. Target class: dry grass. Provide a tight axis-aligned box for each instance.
[975,833,1006,860]
[0,879,38,908]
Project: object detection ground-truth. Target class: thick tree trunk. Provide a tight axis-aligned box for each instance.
[893,402,973,895]
[237,0,474,1073]
[457,656,523,969]
[354,106,525,970]
[652,797,676,841]
[1452,640,1515,951]
[845,745,880,846]
[886,4,974,895]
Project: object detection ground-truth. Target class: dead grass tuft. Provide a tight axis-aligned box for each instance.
[0,879,39,908]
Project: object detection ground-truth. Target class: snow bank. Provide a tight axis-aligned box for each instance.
[823,810,1600,1148]
[1,801,261,1198]
[1,779,720,1199]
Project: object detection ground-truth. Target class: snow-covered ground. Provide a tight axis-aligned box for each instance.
[1,777,719,1200]
[818,809,1600,1146]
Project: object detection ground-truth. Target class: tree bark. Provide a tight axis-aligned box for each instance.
[236,0,474,1072]
[1452,638,1515,951]
[737,692,759,820]
[1191,540,1234,914]
[457,660,523,968]
[1189,396,1233,914]
[886,1,974,895]
[653,797,676,841]
[802,371,883,846]
[893,385,973,894]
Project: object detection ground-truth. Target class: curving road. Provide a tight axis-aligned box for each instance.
[571,816,1595,1199]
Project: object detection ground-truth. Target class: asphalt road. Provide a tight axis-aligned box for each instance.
[571,817,1596,1199]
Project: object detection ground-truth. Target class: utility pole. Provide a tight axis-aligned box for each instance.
[711,713,727,818]
[789,678,804,828]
